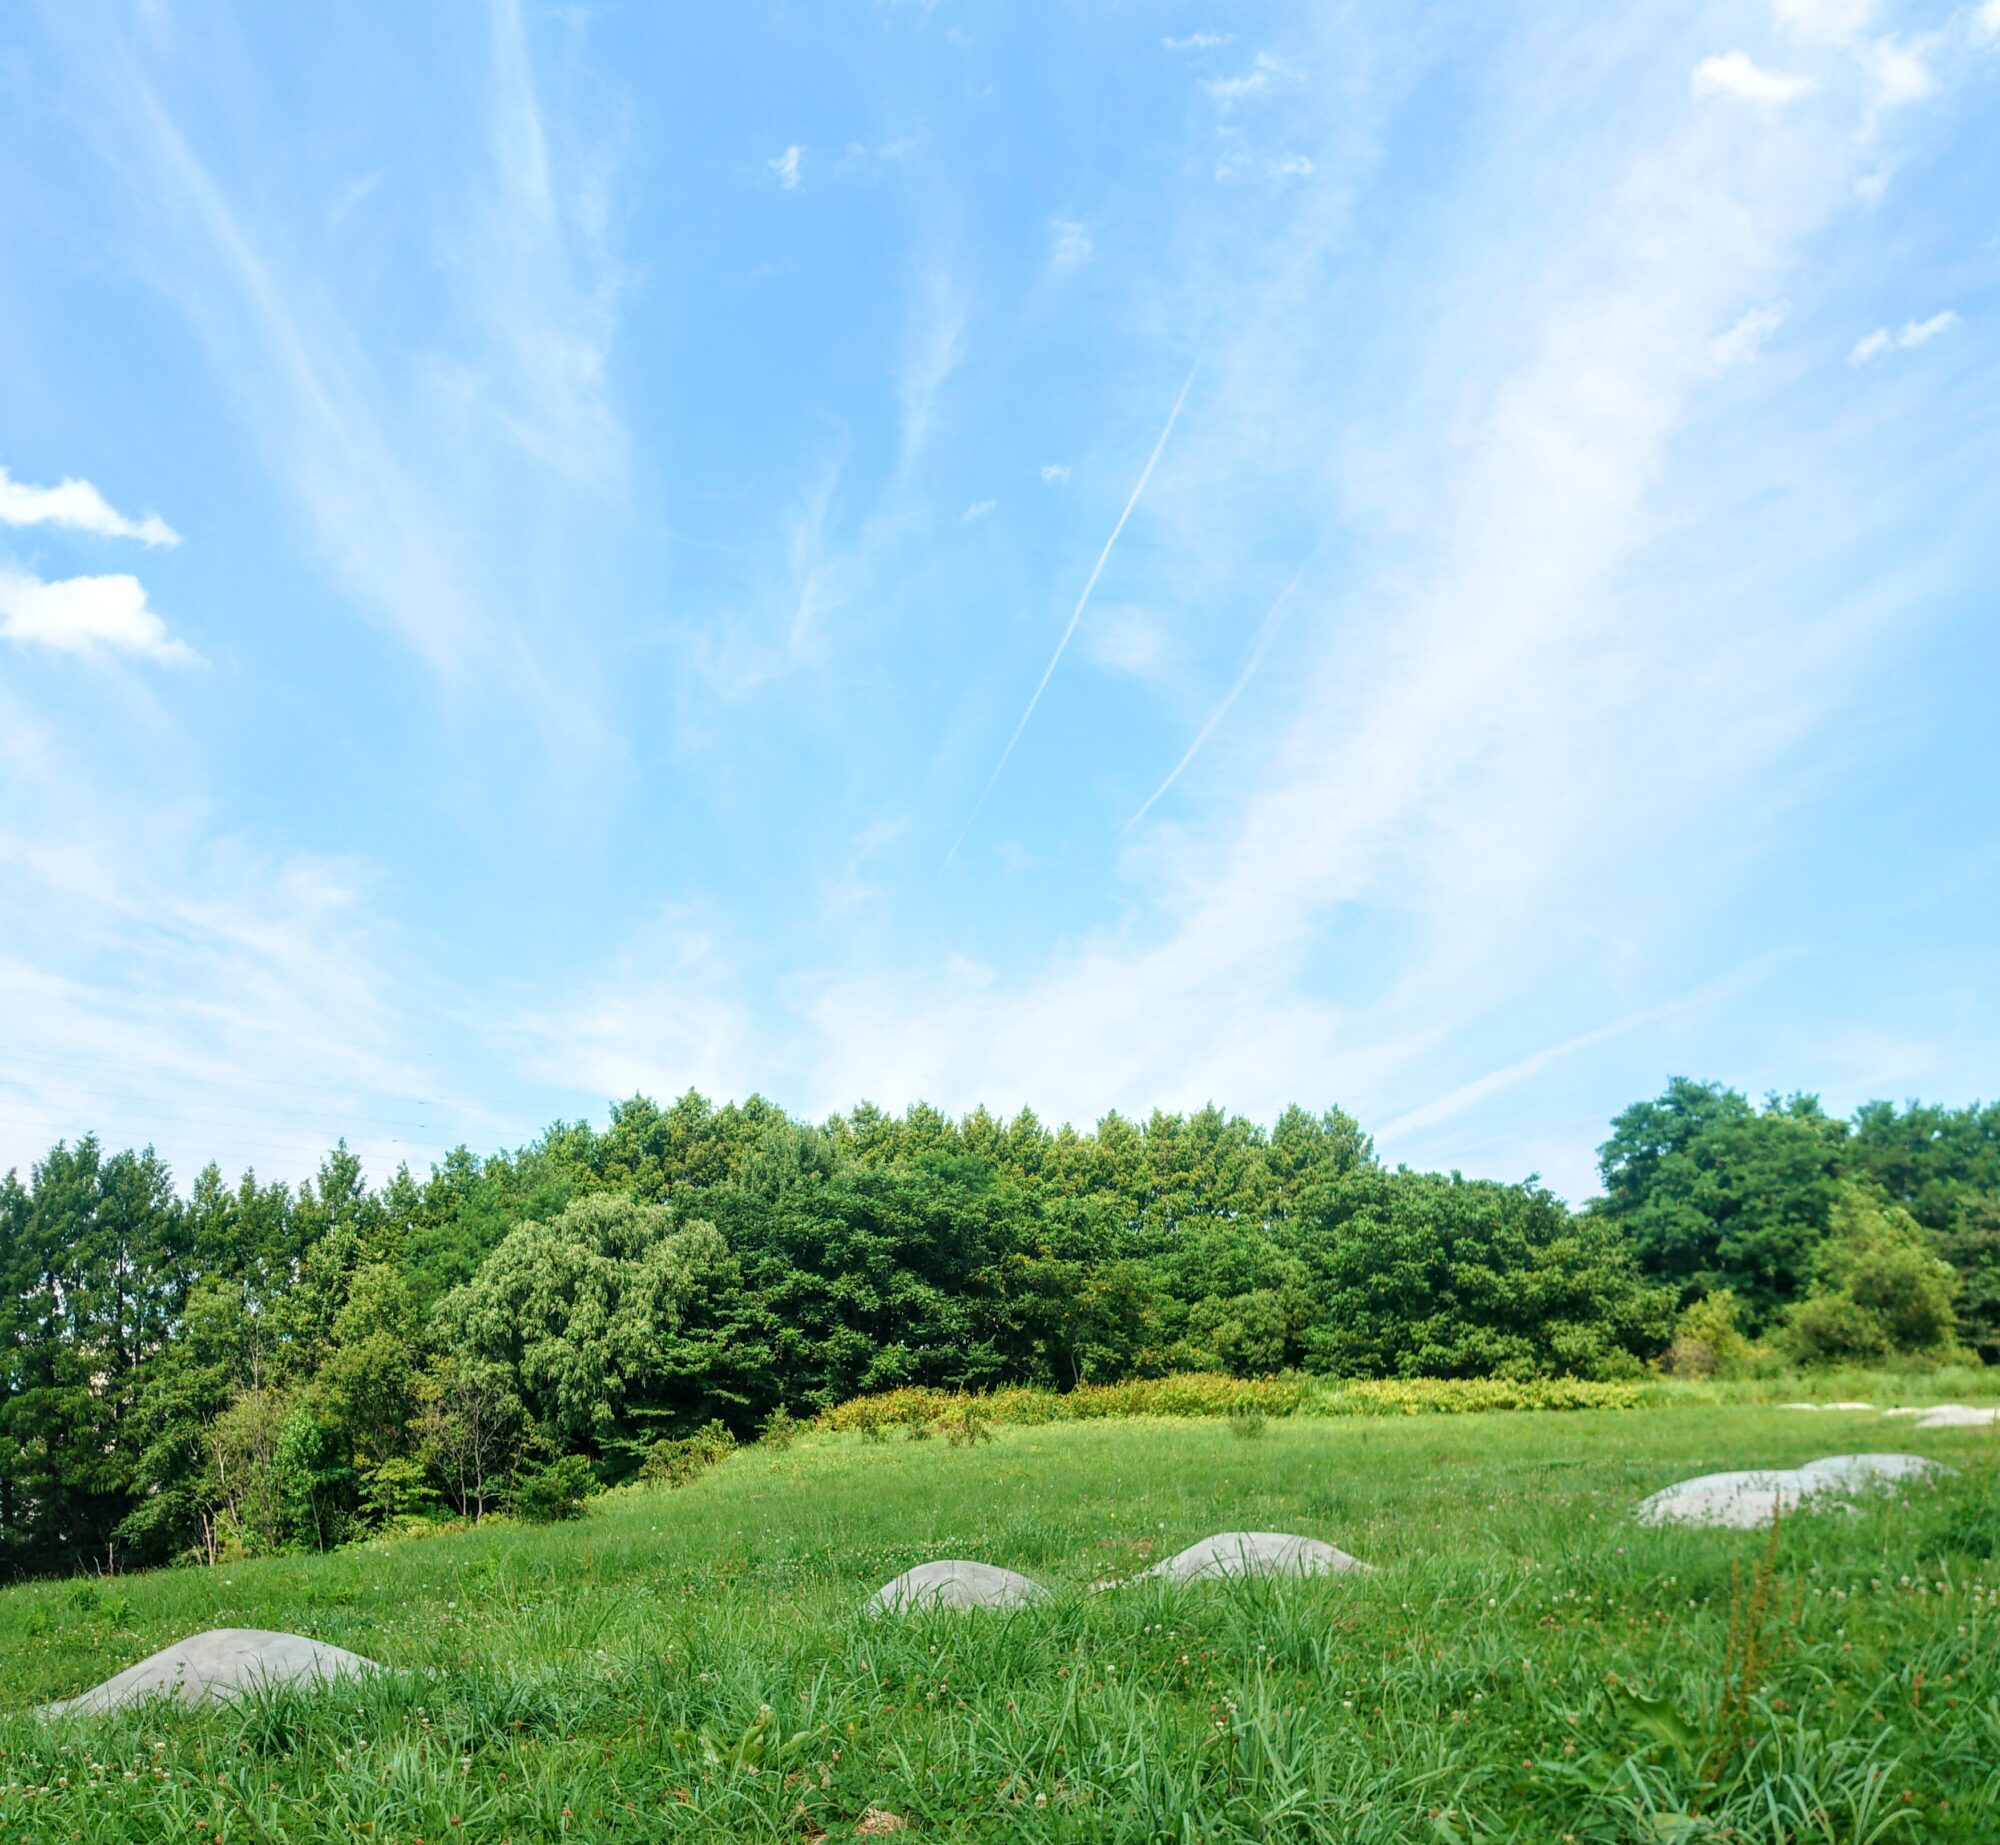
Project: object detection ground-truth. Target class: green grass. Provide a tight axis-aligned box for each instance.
[6,1405,2000,1842]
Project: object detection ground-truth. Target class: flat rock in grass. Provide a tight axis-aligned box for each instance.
[1139,1532,1368,1583]
[1634,1470,1815,1530]
[1795,1453,1943,1491]
[864,1560,1049,1615]
[1637,1453,1948,1530]
[1912,1405,2000,1429]
[40,1628,380,1718]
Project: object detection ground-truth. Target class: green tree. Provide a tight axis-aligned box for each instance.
[1593,1080,1847,1328]
[1780,1183,1961,1365]
[1305,1170,1672,1379]
[433,1193,747,1451]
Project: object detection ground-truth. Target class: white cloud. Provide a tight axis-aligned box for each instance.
[1854,167,1892,206]
[1690,50,1815,103]
[1273,154,1316,178]
[1772,0,1873,43]
[1980,0,2000,42]
[1205,51,1297,103]
[962,499,996,523]
[1040,463,1071,485]
[769,144,804,190]
[1865,37,1934,108]
[1048,219,1093,269]
[1163,32,1234,52]
[1849,309,1959,362]
[0,464,180,546]
[1712,300,1791,368]
[1899,309,1960,347]
[0,567,194,662]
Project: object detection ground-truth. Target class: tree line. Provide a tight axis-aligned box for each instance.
[1,1080,1993,1581]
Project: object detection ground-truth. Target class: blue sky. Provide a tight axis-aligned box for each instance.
[2,0,1996,1203]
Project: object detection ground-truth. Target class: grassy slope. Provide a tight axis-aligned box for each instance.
[4,1407,1999,1842]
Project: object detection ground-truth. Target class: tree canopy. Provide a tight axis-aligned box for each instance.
[2,1078,1995,1582]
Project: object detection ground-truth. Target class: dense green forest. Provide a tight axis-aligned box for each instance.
[2,1079,1994,1582]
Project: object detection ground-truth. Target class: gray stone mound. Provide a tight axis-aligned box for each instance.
[40,1628,380,1718]
[1139,1531,1369,1583]
[1637,1452,1946,1530]
[1912,1405,2000,1429]
[864,1560,1050,1615]
[1796,1452,1941,1490]
[1634,1469,1812,1530]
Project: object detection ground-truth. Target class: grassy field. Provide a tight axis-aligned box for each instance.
[5,1405,1999,1843]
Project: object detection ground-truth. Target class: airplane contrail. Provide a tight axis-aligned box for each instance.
[946,366,1197,865]
[1124,564,1305,833]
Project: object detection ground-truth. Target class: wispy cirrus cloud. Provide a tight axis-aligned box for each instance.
[1373,961,1787,1143]
[0,670,467,1184]
[897,256,969,463]
[37,0,626,718]
[1205,51,1298,104]
[699,0,1972,1200]
[769,143,804,190]
[946,367,1196,863]
[1850,309,1958,362]
[1125,567,1303,831]
[1712,301,1791,367]
[0,464,179,546]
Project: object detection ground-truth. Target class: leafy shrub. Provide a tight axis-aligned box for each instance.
[1662,1290,1764,1378]
[759,1405,799,1451]
[820,1371,1646,1431]
[1308,1377,1645,1415]
[361,1456,438,1523]
[938,1400,994,1448]
[639,1420,738,1488]
[1227,1402,1268,1439]
[511,1454,598,1523]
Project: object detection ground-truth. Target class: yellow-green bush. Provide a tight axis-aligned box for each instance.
[1304,1377,1646,1416]
[816,1371,1646,1431]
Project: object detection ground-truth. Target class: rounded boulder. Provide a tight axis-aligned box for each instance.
[864,1560,1050,1615]
[40,1628,381,1718]
[1140,1531,1368,1582]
